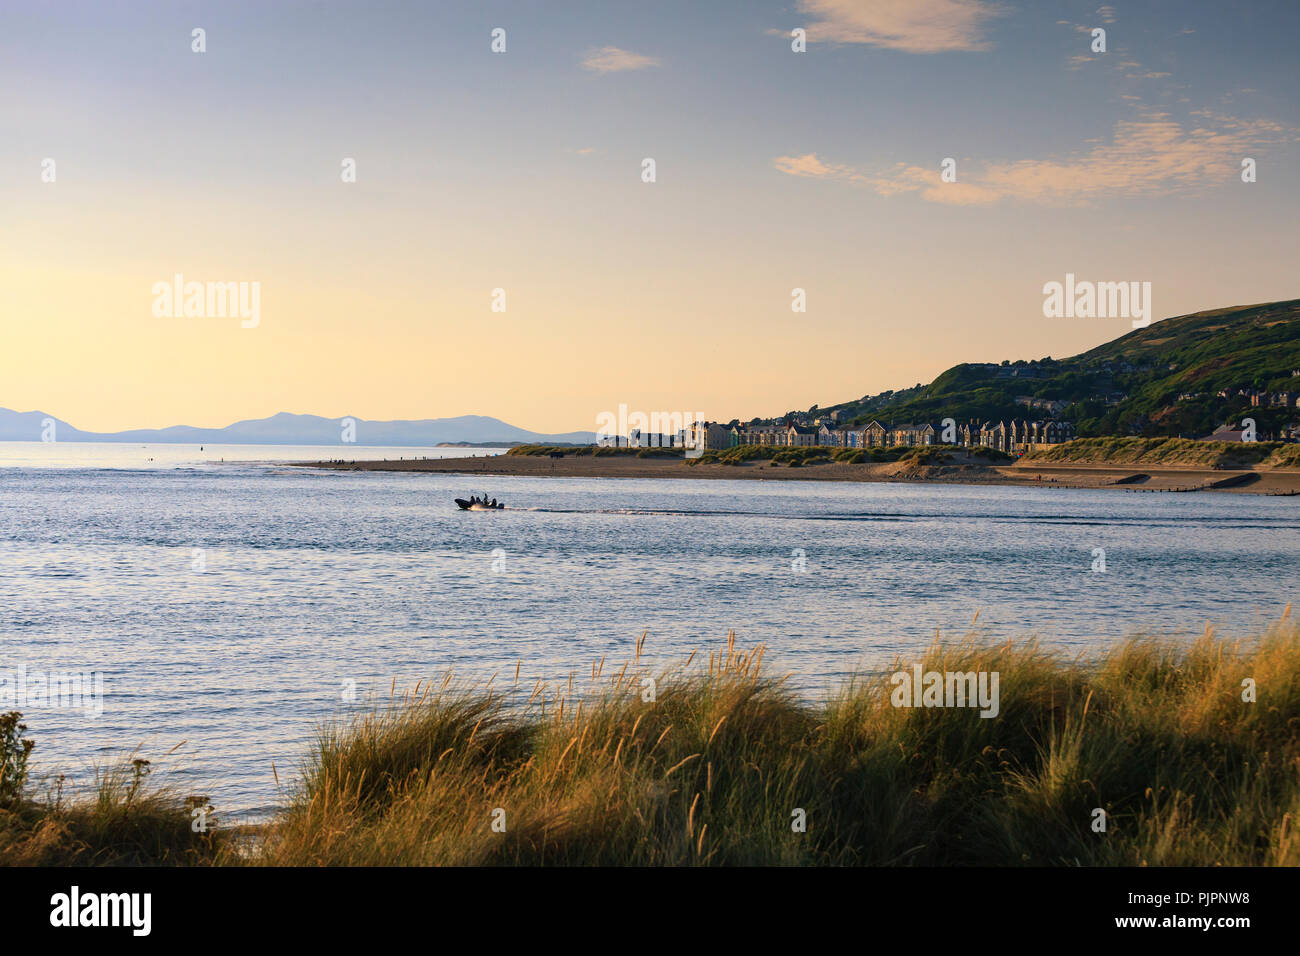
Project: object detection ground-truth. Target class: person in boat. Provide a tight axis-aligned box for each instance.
[489,498,497,508]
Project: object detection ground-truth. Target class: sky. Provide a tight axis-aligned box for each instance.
[1,0,1297,434]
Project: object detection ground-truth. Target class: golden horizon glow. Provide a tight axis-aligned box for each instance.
[2,2,1297,435]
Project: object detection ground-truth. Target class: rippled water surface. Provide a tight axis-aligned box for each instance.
[2,443,1296,815]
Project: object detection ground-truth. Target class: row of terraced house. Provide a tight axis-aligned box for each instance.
[689,419,1075,456]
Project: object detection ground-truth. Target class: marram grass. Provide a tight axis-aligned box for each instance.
[4,620,1299,866]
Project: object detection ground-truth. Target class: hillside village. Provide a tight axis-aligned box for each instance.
[756,301,1300,448]
[688,417,1076,456]
[601,301,1300,455]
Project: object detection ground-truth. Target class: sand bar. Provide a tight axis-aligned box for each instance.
[289,453,1300,495]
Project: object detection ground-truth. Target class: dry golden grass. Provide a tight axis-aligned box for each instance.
[0,756,219,865]
[246,621,1300,866]
[6,621,1298,866]
[1024,436,1296,468]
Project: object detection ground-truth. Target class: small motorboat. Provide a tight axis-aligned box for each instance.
[455,496,505,510]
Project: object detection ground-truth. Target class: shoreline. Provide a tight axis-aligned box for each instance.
[288,453,1300,495]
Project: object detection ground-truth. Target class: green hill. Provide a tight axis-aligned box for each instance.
[808,299,1300,438]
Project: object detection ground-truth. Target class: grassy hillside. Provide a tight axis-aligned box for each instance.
[811,299,1300,438]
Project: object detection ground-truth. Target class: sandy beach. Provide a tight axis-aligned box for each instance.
[291,452,1300,495]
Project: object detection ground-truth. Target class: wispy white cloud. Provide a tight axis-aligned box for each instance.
[790,0,1004,54]
[772,153,852,178]
[875,164,1002,204]
[772,154,998,204]
[581,46,661,73]
[774,113,1296,206]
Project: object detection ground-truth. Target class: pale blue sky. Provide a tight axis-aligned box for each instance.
[2,0,1297,431]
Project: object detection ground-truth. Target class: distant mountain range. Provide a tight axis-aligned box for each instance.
[12,299,1297,448]
[0,410,598,447]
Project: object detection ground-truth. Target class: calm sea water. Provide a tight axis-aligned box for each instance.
[2,442,1297,817]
